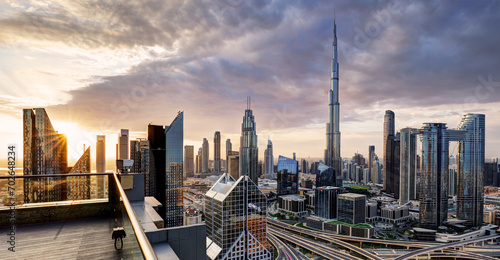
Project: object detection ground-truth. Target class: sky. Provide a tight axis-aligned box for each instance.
[0,0,499,167]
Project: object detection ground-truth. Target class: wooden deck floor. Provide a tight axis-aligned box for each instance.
[1,217,144,260]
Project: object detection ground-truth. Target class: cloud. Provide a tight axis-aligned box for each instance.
[1,0,500,158]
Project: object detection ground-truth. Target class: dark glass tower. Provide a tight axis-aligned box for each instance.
[325,20,342,177]
[457,114,485,227]
[165,111,184,228]
[214,131,221,172]
[276,155,298,195]
[240,97,259,184]
[148,124,166,219]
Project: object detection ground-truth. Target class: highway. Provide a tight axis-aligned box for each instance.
[268,218,499,260]
[267,232,308,260]
[269,226,359,260]
[394,234,500,260]
[269,220,383,260]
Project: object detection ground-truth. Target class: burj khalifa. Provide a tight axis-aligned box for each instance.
[325,20,341,179]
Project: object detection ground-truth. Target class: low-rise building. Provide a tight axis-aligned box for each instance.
[379,204,410,224]
[435,225,499,243]
[278,194,308,218]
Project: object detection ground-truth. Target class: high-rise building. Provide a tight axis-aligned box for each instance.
[117,129,129,160]
[227,151,240,180]
[96,135,106,198]
[457,114,485,227]
[67,147,91,200]
[147,124,166,216]
[226,139,232,164]
[96,135,105,172]
[337,193,366,224]
[325,20,342,177]
[276,155,299,196]
[416,123,466,228]
[399,128,417,204]
[165,111,184,228]
[383,110,400,198]
[214,131,221,172]
[205,173,272,260]
[314,186,341,219]
[202,138,209,173]
[184,145,194,178]
[197,147,202,174]
[316,162,338,188]
[368,145,375,182]
[23,108,67,203]
[301,159,308,174]
[484,162,499,187]
[131,138,150,195]
[264,139,274,179]
[240,97,259,184]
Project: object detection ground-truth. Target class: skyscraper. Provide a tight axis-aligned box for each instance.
[67,147,91,200]
[214,131,221,172]
[184,145,194,178]
[314,186,341,219]
[147,124,166,216]
[165,111,184,228]
[23,108,67,203]
[325,20,342,177]
[205,174,272,260]
[202,138,209,173]
[276,155,299,195]
[368,145,375,183]
[226,139,232,166]
[399,128,417,205]
[417,123,465,228]
[131,138,150,196]
[96,135,105,172]
[197,147,202,174]
[117,129,129,160]
[96,135,106,197]
[264,139,274,179]
[383,110,400,198]
[316,162,339,187]
[240,97,259,184]
[457,114,485,227]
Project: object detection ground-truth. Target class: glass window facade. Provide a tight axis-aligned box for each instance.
[165,111,184,228]
[276,155,298,195]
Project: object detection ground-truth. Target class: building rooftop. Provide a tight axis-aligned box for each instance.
[338,193,366,199]
[280,194,305,201]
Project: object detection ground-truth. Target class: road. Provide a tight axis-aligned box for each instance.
[269,226,359,260]
[268,218,499,260]
[268,232,308,260]
[394,234,500,260]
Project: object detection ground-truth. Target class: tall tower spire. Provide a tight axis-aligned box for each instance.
[325,17,341,183]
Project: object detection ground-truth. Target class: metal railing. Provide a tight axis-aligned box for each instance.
[113,172,158,260]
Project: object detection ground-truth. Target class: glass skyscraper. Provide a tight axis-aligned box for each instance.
[314,186,341,219]
[383,110,400,198]
[316,162,339,187]
[457,114,485,227]
[165,111,184,228]
[205,174,272,260]
[276,155,298,195]
[23,108,67,203]
[417,123,465,228]
[399,128,417,204]
[240,97,259,184]
[264,139,274,180]
[214,131,221,172]
[325,20,342,177]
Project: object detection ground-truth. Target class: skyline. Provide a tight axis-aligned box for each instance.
[1,1,500,164]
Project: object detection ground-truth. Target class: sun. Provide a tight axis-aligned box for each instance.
[50,120,94,165]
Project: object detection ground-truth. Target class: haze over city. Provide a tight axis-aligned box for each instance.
[1,1,499,164]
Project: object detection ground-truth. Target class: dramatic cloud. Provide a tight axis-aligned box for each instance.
[1,0,499,161]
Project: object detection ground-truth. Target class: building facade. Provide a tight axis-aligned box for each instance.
[264,139,274,180]
[202,138,209,173]
[96,135,105,172]
[214,131,221,172]
[325,20,342,177]
[240,97,259,184]
[67,147,91,200]
[117,129,129,160]
[165,111,184,228]
[337,193,366,225]
[184,145,195,178]
[457,114,485,227]
[383,110,400,198]
[276,155,299,195]
[23,108,67,203]
[400,128,417,204]
[205,174,272,260]
[314,186,341,220]
[316,162,339,187]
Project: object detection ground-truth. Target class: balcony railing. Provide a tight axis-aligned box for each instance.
[0,172,157,260]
